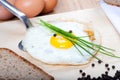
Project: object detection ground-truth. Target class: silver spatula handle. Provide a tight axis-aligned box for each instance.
[0,0,32,29]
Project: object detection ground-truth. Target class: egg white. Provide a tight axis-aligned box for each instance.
[22,20,97,65]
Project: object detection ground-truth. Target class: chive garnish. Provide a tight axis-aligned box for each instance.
[39,19,120,60]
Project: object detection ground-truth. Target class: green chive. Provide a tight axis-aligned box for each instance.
[39,19,120,61]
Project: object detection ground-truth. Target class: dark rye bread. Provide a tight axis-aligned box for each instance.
[0,48,54,80]
[104,0,120,6]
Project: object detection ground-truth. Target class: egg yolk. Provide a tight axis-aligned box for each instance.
[50,34,73,49]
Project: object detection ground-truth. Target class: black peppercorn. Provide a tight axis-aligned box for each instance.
[82,72,86,77]
[97,76,101,80]
[98,60,102,64]
[77,77,81,80]
[87,75,91,79]
[79,70,83,73]
[91,63,95,67]
[105,64,109,68]
[105,71,108,75]
[92,77,96,80]
[112,65,115,69]
[53,34,57,37]
[107,68,110,71]
[69,30,72,33]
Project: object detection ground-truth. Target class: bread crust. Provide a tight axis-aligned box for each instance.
[104,0,120,6]
[0,48,54,80]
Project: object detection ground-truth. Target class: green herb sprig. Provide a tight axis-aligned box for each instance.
[39,19,120,61]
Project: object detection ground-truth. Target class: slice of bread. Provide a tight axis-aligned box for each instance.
[104,0,120,6]
[0,48,54,80]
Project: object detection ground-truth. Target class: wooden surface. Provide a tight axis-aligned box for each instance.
[52,0,100,13]
[1,0,120,80]
[0,7,120,79]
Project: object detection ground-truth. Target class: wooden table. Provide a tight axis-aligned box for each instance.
[1,0,120,80]
[52,0,100,13]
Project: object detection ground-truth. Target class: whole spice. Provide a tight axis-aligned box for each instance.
[53,33,57,37]
[82,72,86,77]
[79,70,83,73]
[98,60,102,64]
[107,68,110,71]
[77,63,119,80]
[105,64,109,68]
[91,63,95,67]
[69,30,72,33]
[112,65,115,69]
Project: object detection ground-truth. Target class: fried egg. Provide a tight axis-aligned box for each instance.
[22,20,98,65]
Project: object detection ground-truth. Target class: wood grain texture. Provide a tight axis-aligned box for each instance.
[52,0,100,13]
